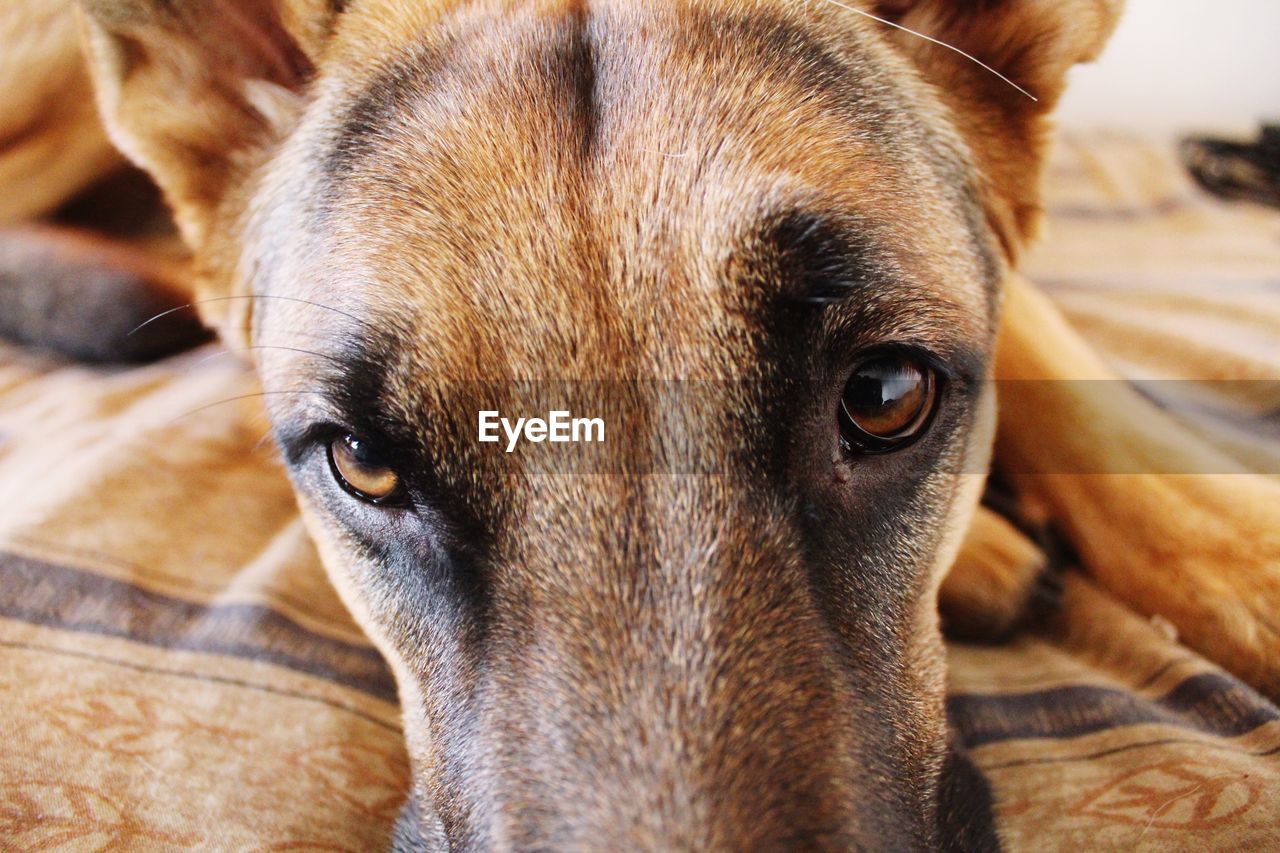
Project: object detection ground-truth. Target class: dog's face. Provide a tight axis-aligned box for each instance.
[254,4,999,846]
[81,0,1121,846]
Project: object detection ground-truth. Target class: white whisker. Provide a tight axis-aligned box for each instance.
[811,0,1038,102]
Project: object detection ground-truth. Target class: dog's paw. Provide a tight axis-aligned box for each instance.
[941,505,1060,642]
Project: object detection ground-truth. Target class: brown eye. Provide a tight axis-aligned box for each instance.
[328,434,404,504]
[839,353,940,452]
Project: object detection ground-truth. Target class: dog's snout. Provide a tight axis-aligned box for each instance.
[397,482,945,850]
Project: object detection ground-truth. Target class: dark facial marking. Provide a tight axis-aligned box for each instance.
[320,42,452,192]
[551,3,599,159]
[766,211,884,306]
[323,7,601,192]
[742,211,990,388]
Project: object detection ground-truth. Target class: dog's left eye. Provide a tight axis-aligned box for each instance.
[839,352,941,453]
[328,434,406,505]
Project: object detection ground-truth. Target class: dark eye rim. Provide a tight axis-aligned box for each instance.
[838,347,946,455]
[326,434,411,507]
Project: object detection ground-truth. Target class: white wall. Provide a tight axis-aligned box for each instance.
[1055,0,1280,133]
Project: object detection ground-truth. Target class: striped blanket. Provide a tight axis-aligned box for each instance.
[1,133,1277,850]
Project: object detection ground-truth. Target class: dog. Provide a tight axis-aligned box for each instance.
[4,0,1279,848]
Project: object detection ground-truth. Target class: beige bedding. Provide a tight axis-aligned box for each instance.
[1,133,1277,850]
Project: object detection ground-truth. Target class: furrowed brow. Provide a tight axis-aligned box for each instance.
[764,211,888,306]
[274,330,420,464]
[273,365,393,466]
[760,209,990,377]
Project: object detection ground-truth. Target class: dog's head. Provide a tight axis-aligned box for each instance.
[80,0,1119,846]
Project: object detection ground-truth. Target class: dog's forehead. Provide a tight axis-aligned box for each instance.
[257,0,996,386]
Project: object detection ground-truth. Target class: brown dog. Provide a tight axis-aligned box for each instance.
[5,0,1279,848]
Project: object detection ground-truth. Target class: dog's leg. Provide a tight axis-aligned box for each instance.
[0,225,208,361]
[995,273,1280,698]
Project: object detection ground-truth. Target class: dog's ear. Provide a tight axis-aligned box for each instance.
[870,0,1123,256]
[77,0,335,248]
[76,0,340,344]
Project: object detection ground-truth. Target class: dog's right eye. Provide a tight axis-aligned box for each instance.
[328,434,406,505]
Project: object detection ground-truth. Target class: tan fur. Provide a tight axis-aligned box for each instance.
[20,0,1277,847]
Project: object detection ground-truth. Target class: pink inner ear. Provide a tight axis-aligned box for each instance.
[211,0,313,88]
